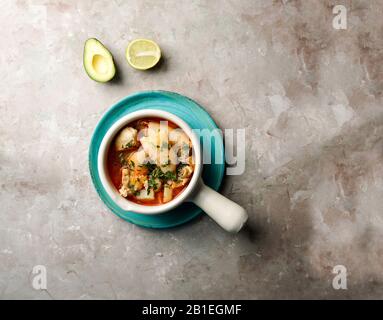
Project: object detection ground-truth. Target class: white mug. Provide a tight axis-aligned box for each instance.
[98,109,248,233]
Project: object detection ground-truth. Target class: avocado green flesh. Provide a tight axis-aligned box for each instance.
[83,38,115,82]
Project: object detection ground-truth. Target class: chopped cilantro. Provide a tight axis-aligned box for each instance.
[162,171,177,181]
[147,175,158,194]
[124,141,135,149]
[141,163,157,172]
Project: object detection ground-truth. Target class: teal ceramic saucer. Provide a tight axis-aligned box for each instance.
[89,90,225,229]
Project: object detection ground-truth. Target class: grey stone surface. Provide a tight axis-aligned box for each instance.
[1,0,383,299]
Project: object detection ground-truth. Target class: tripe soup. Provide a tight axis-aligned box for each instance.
[107,117,195,206]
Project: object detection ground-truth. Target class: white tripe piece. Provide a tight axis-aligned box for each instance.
[169,128,190,163]
[169,128,190,145]
[129,149,147,166]
[115,127,138,151]
[136,189,155,200]
[140,121,175,168]
[163,184,173,203]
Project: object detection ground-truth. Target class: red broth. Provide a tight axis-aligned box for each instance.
[107,117,193,206]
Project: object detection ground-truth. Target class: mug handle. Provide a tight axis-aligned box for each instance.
[189,178,248,233]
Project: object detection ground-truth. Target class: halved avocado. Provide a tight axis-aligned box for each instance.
[83,38,116,82]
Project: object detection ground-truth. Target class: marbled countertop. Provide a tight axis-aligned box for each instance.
[0,0,382,299]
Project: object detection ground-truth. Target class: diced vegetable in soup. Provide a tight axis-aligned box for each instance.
[107,118,195,205]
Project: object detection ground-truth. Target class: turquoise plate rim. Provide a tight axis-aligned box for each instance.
[88,90,225,229]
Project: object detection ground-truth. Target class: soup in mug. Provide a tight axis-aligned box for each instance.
[107,118,195,205]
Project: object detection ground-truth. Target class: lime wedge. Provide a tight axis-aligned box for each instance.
[126,39,161,70]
